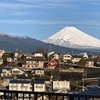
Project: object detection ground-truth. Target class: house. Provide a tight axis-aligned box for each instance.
[1,67,25,77]
[63,53,72,62]
[0,50,5,67]
[0,50,5,58]
[77,53,88,59]
[14,51,23,61]
[9,79,32,97]
[11,68,24,75]
[33,52,44,57]
[0,79,3,89]
[0,58,3,65]
[25,54,33,59]
[72,55,82,64]
[15,74,30,81]
[2,53,14,65]
[72,53,88,64]
[47,51,55,60]
[31,68,44,76]
[86,59,94,67]
[47,59,59,69]
[22,56,45,69]
[8,74,30,88]
[0,67,12,77]
[53,54,60,60]
[34,80,45,92]
[53,80,70,90]
[3,76,14,87]
[93,56,100,67]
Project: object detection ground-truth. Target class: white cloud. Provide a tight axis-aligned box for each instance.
[16,0,78,8]
[0,0,99,11]
[0,19,99,26]
[0,2,36,10]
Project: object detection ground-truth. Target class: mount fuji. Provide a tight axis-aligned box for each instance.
[43,27,100,49]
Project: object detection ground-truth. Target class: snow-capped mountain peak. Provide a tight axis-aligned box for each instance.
[43,27,100,49]
[0,33,6,36]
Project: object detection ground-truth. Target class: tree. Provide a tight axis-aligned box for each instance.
[18,54,25,61]
[78,57,87,67]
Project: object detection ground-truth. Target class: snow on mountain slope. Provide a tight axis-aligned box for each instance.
[43,27,100,48]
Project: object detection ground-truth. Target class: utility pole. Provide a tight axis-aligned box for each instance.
[50,73,53,92]
[82,73,85,91]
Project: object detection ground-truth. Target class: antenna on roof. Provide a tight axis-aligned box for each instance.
[72,49,74,55]
[16,48,18,52]
[49,45,51,52]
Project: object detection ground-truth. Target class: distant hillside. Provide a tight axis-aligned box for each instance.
[0,33,86,54]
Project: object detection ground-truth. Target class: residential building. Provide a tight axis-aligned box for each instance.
[31,68,44,76]
[53,80,70,90]
[15,74,30,81]
[0,67,12,77]
[53,54,60,60]
[3,76,14,87]
[63,53,72,62]
[14,51,23,61]
[0,58,3,65]
[0,50,5,58]
[34,80,45,92]
[2,53,14,65]
[77,53,88,59]
[47,59,59,69]
[11,68,24,75]
[9,79,31,97]
[33,52,44,57]
[23,56,45,69]
[72,55,82,64]
[86,59,94,67]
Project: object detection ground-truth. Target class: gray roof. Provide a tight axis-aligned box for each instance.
[2,67,12,70]
[10,79,30,84]
[3,76,14,79]
[16,75,30,79]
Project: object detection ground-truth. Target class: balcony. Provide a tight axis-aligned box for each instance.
[0,89,100,100]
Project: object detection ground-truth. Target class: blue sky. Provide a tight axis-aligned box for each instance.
[0,0,100,40]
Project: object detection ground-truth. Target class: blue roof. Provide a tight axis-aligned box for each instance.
[80,87,100,96]
[72,87,100,100]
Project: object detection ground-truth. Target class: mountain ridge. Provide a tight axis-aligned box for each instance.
[0,32,85,54]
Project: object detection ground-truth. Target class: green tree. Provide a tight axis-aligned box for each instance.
[18,54,25,61]
[78,57,87,67]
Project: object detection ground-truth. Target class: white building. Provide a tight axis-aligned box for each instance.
[63,53,72,62]
[9,80,31,91]
[34,81,45,92]
[53,80,70,90]
[33,52,43,57]
[22,56,45,69]
[0,50,5,58]
[11,68,24,75]
[31,69,44,76]
[0,58,3,65]
[1,67,12,77]
[53,54,60,60]
[9,80,32,97]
